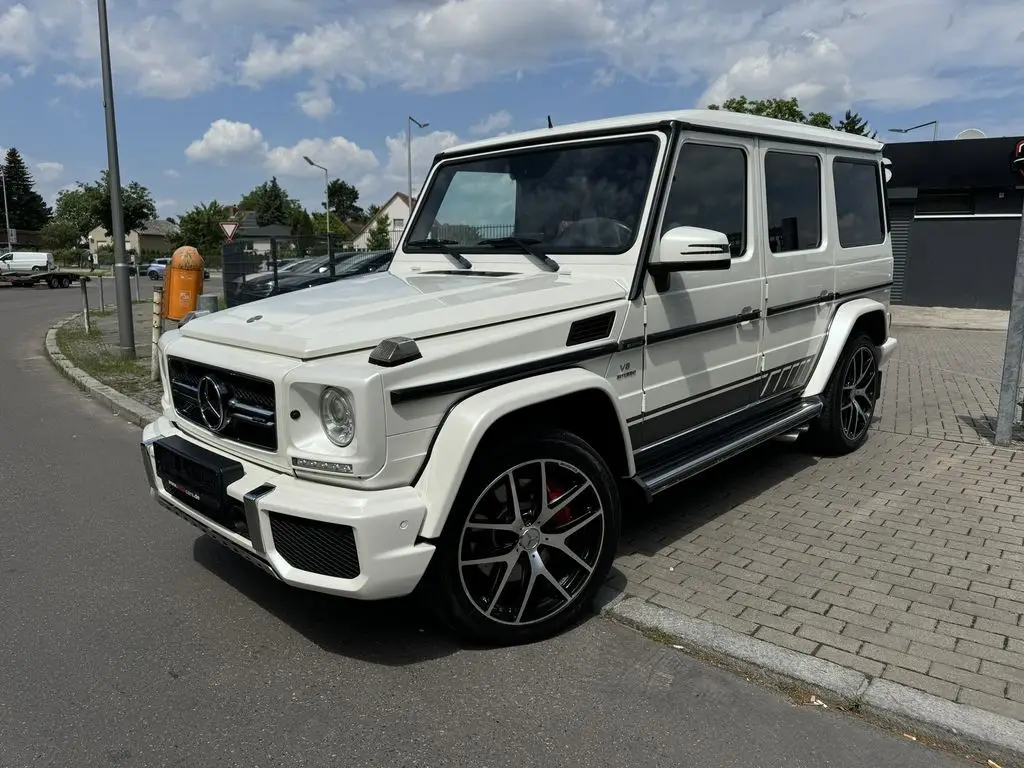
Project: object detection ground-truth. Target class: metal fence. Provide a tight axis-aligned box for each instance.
[222,234,343,307]
[352,223,516,250]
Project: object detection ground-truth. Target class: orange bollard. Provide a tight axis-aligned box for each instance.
[162,246,206,322]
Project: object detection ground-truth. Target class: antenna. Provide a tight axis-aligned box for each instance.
[954,128,987,139]
[547,115,553,129]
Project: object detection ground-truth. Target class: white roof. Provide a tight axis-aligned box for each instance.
[443,109,883,156]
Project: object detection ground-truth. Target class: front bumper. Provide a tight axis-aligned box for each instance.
[140,416,435,600]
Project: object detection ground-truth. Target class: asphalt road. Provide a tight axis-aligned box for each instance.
[0,284,975,768]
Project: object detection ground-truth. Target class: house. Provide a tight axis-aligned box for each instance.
[884,134,1024,310]
[231,210,293,255]
[350,192,415,250]
[88,218,178,261]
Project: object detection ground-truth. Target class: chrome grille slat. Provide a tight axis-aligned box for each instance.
[167,356,278,451]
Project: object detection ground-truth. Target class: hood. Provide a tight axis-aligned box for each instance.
[180,270,626,359]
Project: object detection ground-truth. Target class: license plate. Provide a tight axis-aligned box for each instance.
[153,436,244,528]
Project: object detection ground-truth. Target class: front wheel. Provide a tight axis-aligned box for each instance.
[149,271,160,280]
[428,428,621,646]
[808,332,880,455]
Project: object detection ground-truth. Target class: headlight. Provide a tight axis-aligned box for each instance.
[319,387,355,447]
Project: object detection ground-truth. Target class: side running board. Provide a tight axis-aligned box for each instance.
[635,398,823,498]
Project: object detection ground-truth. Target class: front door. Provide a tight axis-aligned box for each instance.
[633,134,765,461]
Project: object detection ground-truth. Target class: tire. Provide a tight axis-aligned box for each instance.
[427,427,621,646]
[149,271,159,280]
[31,265,43,272]
[46,277,56,288]
[808,331,880,456]
[59,276,71,288]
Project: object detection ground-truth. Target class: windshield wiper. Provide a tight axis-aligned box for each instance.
[405,238,472,269]
[476,236,560,272]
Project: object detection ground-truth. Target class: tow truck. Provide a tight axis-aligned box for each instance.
[0,269,88,289]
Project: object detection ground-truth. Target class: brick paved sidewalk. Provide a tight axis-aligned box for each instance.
[607,322,1024,734]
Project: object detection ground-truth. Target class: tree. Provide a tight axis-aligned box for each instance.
[239,177,297,226]
[311,211,351,238]
[326,178,364,223]
[2,148,51,231]
[51,187,95,244]
[78,170,157,237]
[366,213,392,250]
[365,203,382,220]
[168,201,230,263]
[38,219,82,251]
[706,96,876,138]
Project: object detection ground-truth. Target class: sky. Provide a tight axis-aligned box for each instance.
[0,0,1022,220]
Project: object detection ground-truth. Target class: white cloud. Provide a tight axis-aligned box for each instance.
[34,161,64,182]
[296,82,334,119]
[155,198,177,215]
[470,110,512,137]
[378,129,462,202]
[55,73,99,89]
[0,73,11,88]
[0,3,37,60]
[185,119,268,163]
[164,169,180,178]
[265,136,379,180]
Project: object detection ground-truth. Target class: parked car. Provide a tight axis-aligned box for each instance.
[141,108,897,646]
[147,257,210,280]
[231,250,393,305]
[0,251,54,273]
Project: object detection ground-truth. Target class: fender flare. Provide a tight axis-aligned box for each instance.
[802,298,888,398]
[413,368,635,539]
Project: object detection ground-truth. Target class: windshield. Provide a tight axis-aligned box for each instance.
[405,136,660,254]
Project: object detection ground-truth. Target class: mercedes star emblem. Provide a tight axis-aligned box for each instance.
[197,375,230,432]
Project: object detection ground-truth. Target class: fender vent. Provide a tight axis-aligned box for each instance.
[566,312,615,346]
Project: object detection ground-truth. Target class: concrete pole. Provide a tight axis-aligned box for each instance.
[994,169,1024,446]
[96,0,136,359]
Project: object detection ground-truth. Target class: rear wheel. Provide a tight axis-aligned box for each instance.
[31,265,43,272]
[59,276,71,288]
[428,428,621,646]
[149,271,160,280]
[809,332,879,455]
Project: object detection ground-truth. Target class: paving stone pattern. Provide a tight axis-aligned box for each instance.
[611,323,1024,722]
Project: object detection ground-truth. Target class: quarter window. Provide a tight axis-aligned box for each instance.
[764,151,822,253]
[833,158,886,247]
[661,143,747,258]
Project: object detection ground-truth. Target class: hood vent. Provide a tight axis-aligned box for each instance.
[566,311,615,346]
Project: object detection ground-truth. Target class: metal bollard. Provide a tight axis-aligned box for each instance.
[98,274,105,310]
[79,277,91,333]
[197,293,219,314]
[151,287,163,382]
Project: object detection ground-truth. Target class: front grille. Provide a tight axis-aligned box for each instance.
[167,357,277,451]
[268,513,361,579]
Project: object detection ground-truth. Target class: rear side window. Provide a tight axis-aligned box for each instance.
[833,158,885,247]
[764,151,822,253]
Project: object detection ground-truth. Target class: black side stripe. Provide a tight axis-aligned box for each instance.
[390,342,618,405]
[766,281,893,316]
[619,308,761,350]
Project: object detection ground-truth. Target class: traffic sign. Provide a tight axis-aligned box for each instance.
[220,221,238,240]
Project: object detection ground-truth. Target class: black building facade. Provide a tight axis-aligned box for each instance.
[884,135,1024,309]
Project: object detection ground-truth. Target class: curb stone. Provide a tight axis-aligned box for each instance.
[609,597,1024,764]
[45,312,160,429]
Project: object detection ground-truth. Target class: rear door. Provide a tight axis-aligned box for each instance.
[757,141,832,404]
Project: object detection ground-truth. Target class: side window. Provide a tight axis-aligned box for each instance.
[833,158,885,248]
[764,151,822,253]
[661,142,747,258]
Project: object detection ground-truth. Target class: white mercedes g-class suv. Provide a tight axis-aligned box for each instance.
[140,109,897,645]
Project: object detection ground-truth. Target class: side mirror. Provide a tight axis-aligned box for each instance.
[649,226,732,289]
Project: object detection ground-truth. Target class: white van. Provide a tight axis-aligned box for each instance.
[140,108,897,644]
[0,251,55,273]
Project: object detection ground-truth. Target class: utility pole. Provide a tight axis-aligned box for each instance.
[96,0,136,358]
[993,155,1024,446]
[0,165,10,248]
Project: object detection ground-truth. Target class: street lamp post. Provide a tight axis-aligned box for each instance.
[993,155,1024,445]
[407,116,429,223]
[0,166,10,248]
[303,155,333,277]
[96,0,135,358]
[888,120,940,141]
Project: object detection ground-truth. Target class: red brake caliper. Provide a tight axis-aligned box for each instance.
[547,483,574,527]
